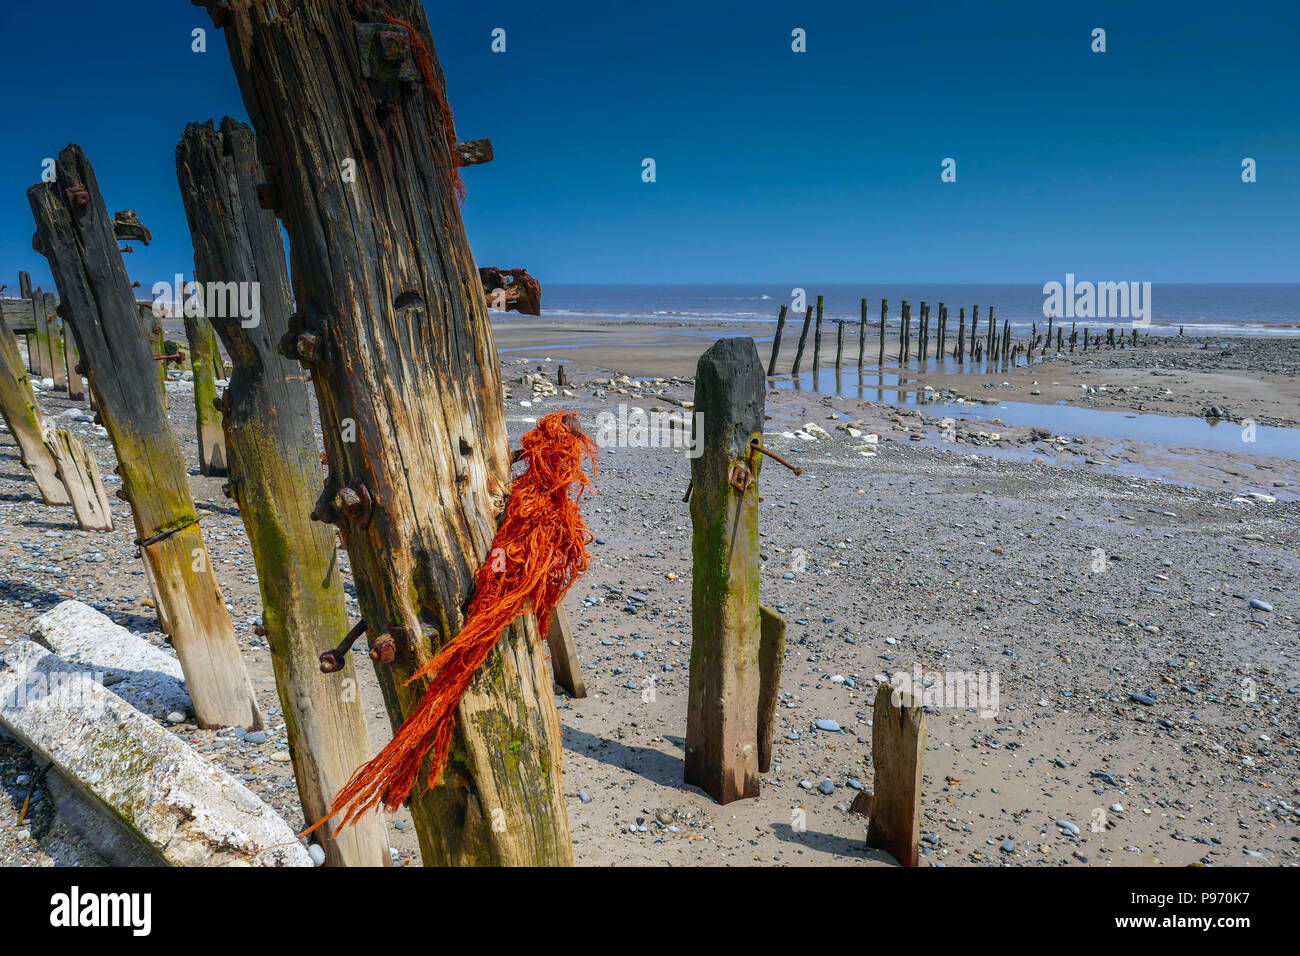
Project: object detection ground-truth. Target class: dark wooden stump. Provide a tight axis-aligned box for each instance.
[766,303,787,377]
[790,306,813,377]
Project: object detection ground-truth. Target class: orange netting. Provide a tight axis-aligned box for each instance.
[306,411,597,835]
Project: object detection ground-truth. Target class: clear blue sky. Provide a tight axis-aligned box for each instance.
[1,1,1296,289]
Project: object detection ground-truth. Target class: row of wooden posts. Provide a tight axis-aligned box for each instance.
[1,1,924,868]
[767,294,1149,378]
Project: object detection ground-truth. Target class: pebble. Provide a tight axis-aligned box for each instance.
[166,711,185,724]
[1057,820,1081,836]
[1129,693,1157,706]
[1248,599,1273,613]
[308,843,326,866]
[817,780,835,795]
[578,790,592,804]
[813,718,842,732]
[1000,839,1015,853]
[244,731,268,745]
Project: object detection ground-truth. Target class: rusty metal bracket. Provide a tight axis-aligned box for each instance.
[749,438,803,476]
[334,482,374,528]
[729,461,752,494]
[277,312,328,365]
[455,139,494,166]
[64,185,89,210]
[320,619,368,674]
[354,22,419,83]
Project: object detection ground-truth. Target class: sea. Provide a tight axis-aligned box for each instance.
[541,284,1300,337]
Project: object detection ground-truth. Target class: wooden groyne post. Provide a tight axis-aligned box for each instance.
[955,308,966,363]
[812,295,823,378]
[183,311,228,476]
[865,681,926,867]
[877,299,887,367]
[856,298,866,372]
[766,303,788,376]
[30,144,262,731]
[790,305,813,377]
[685,337,784,804]
[177,117,390,866]
[211,0,572,865]
[899,301,910,365]
[0,311,70,505]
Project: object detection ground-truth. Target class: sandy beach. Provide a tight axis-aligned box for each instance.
[2,317,1295,867]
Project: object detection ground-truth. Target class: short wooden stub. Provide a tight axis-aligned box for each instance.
[790,307,813,377]
[865,682,926,867]
[766,303,788,377]
[546,602,586,699]
[29,144,262,731]
[44,427,112,531]
[756,604,786,773]
[685,337,764,804]
[0,313,70,505]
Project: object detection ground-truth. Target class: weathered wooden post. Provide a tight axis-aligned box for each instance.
[812,295,824,377]
[1002,318,1011,365]
[969,305,979,358]
[30,144,262,731]
[756,604,786,773]
[955,308,966,363]
[790,306,813,377]
[208,0,573,864]
[937,303,947,355]
[865,681,926,867]
[834,318,845,371]
[685,337,780,804]
[857,298,867,371]
[183,312,228,476]
[17,271,38,374]
[546,602,586,699]
[766,303,788,377]
[900,300,910,365]
[39,294,68,390]
[176,117,389,866]
[61,305,85,401]
[0,312,70,505]
[877,299,887,367]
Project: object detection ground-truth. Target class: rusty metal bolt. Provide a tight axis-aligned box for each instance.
[295,331,321,362]
[65,186,89,209]
[252,624,267,637]
[319,650,346,674]
[729,462,751,493]
[377,28,409,62]
[369,634,397,664]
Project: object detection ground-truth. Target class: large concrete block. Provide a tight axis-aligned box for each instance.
[30,599,189,720]
[0,640,310,866]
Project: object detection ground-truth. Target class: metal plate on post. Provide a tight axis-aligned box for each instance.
[354,22,419,82]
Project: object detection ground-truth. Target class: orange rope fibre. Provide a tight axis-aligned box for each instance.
[306,411,597,835]
[382,14,467,204]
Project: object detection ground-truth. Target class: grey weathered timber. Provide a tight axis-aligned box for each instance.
[207,0,571,866]
[44,426,112,531]
[546,601,586,699]
[176,117,389,867]
[685,337,764,804]
[790,306,813,377]
[0,308,70,504]
[29,144,262,731]
[864,682,926,867]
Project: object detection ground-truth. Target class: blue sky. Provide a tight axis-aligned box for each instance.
[0,1,1296,288]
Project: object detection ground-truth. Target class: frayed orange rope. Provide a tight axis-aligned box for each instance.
[305,411,597,836]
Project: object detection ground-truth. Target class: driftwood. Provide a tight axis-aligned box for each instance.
[0,310,69,504]
[176,116,390,867]
[685,337,765,803]
[43,427,112,531]
[208,0,572,865]
[29,144,262,731]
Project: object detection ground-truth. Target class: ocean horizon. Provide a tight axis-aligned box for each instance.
[540,283,1300,336]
